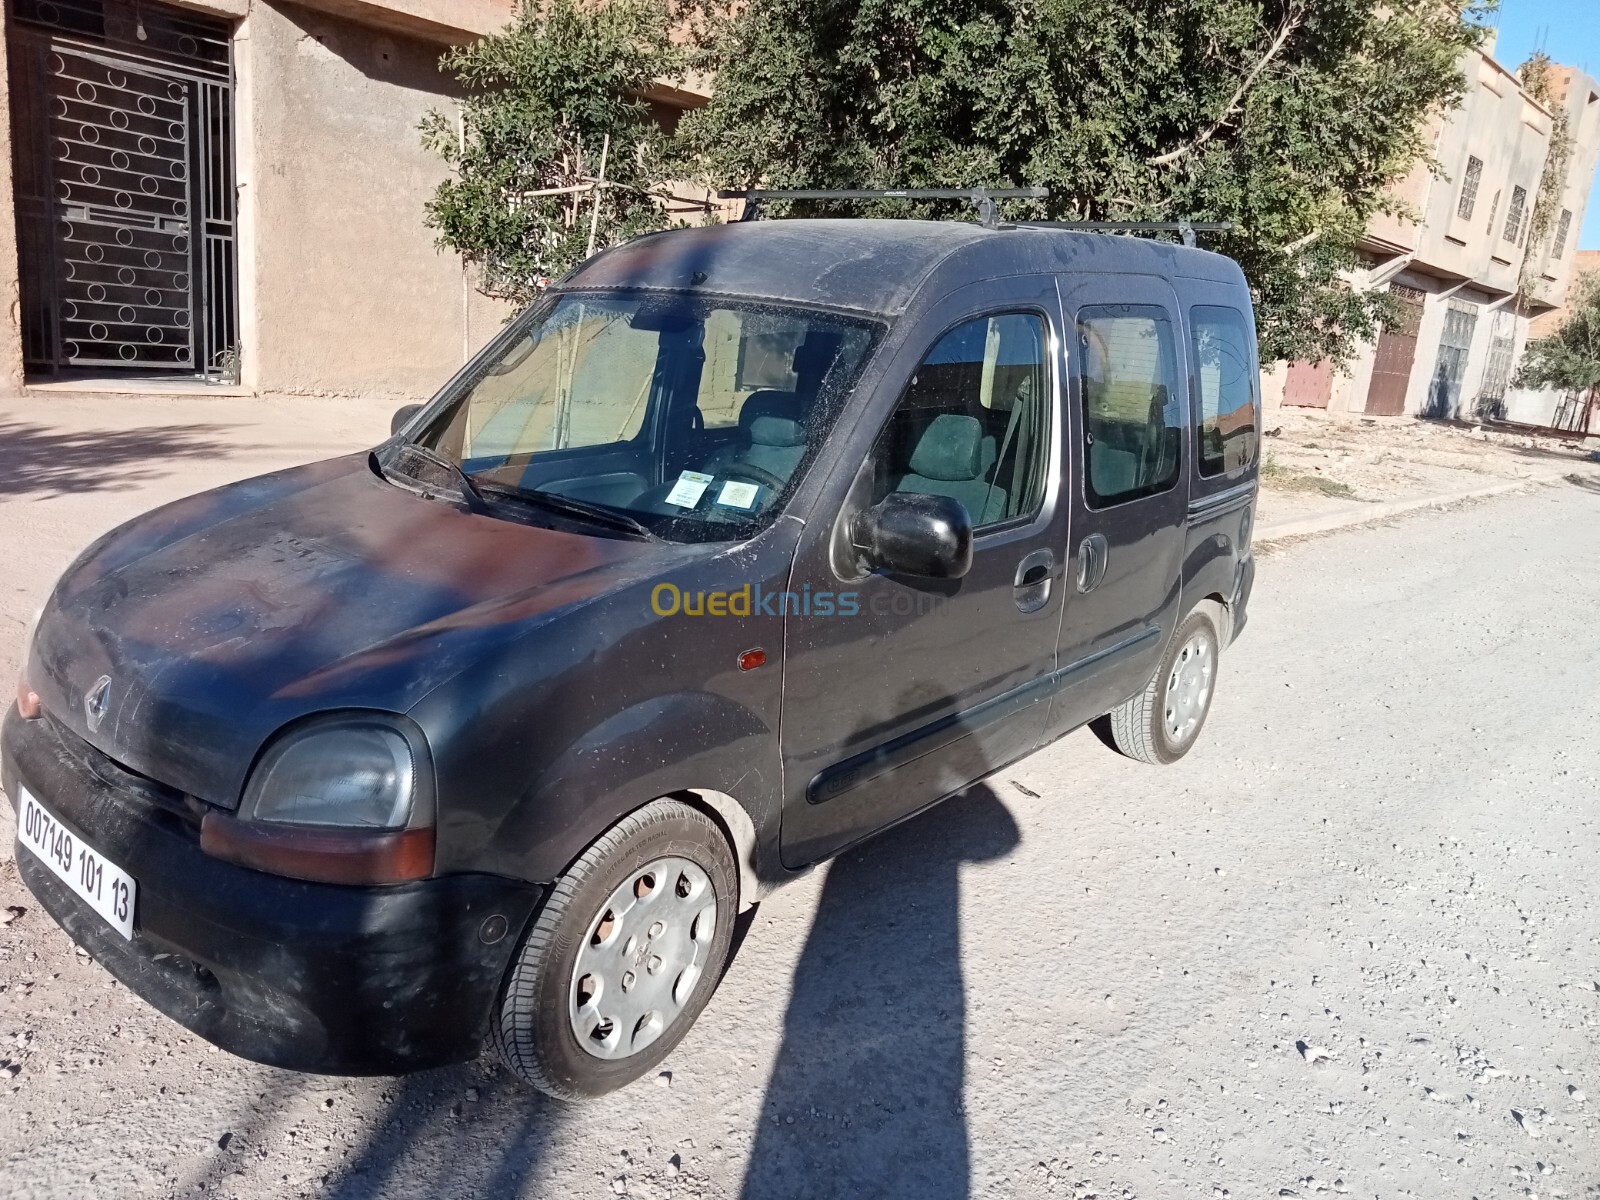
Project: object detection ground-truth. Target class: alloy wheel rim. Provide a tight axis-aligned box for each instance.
[569,856,718,1060]
[1163,632,1214,745]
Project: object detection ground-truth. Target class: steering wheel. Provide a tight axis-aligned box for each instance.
[720,463,787,493]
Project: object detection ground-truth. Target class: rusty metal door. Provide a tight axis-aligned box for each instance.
[1365,284,1424,416]
[1283,357,1333,408]
[9,0,237,379]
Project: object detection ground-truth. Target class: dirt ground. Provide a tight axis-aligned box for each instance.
[2,396,1598,1198]
[1253,406,1600,530]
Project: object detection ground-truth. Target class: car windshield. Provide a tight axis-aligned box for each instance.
[400,291,882,542]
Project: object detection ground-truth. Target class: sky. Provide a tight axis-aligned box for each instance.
[1488,0,1600,249]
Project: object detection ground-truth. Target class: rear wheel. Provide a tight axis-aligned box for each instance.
[1101,608,1220,765]
[492,798,737,1099]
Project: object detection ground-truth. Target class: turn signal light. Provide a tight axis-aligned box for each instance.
[200,812,434,885]
[16,675,41,720]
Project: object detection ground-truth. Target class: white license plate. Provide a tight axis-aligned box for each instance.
[16,786,136,940]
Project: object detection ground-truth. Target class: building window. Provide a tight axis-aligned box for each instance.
[1486,190,1501,237]
[1553,209,1574,259]
[1457,156,1484,221]
[1503,185,1528,245]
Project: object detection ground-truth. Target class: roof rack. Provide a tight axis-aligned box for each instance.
[713,191,1234,246]
[1018,220,1235,248]
[716,187,1049,229]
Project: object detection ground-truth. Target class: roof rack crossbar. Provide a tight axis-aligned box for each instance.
[717,187,1049,228]
[1018,220,1235,248]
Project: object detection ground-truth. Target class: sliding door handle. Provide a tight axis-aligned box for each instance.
[1076,534,1108,593]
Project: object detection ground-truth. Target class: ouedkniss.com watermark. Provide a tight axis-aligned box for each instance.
[650,583,945,618]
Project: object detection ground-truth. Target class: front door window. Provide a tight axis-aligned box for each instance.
[868,312,1050,529]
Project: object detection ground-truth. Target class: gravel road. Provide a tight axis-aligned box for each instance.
[3,476,1598,1199]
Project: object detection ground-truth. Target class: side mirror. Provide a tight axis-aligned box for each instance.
[851,493,974,579]
[390,404,423,437]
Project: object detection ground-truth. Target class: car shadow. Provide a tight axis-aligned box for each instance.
[739,782,1021,1200]
[0,419,244,497]
[321,1069,559,1199]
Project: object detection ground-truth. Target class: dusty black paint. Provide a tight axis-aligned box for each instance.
[4,218,1258,1074]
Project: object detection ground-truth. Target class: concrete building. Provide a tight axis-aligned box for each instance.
[0,0,709,402]
[1267,41,1600,425]
[5,6,1595,417]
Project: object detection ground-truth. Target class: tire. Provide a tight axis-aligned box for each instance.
[1102,608,1220,765]
[492,798,738,1100]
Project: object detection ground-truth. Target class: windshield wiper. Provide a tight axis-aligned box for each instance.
[386,443,489,513]
[474,479,658,541]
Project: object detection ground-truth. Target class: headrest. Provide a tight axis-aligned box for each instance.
[793,333,843,385]
[741,391,806,448]
[907,413,984,481]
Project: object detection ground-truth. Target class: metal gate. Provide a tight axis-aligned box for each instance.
[1473,309,1517,422]
[1364,284,1424,416]
[1423,299,1478,420]
[1283,358,1333,408]
[8,0,237,379]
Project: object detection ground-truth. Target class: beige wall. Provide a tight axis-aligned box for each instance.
[1521,68,1600,311]
[1414,50,1551,296]
[0,0,713,400]
[237,1,511,400]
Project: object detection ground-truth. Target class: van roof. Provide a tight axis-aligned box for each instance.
[562,219,1248,317]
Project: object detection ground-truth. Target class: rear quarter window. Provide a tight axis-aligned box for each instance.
[1190,306,1258,477]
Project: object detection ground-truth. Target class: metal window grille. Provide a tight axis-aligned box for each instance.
[1552,209,1573,260]
[1457,156,1483,221]
[1503,186,1528,245]
[10,0,237,380]
[1486,190,1501,238]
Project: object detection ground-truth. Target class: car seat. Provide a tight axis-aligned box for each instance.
[892,412,1008,525]
[705,391,809,483]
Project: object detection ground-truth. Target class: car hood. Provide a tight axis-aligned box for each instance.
[29,453,696,807]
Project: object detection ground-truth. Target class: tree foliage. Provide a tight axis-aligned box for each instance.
[679,0,1487,365]
[1516,272,1600,394]
[421,0,681,305]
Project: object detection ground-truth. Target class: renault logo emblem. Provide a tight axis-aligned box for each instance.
[84,675,112,733]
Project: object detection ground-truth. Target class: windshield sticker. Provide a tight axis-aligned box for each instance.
[665,470,714,509]
[715,481,761,510]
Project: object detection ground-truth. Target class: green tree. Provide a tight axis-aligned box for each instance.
[679,0,1486,365]
[421,0,681,305]
[1516,272,1600,400]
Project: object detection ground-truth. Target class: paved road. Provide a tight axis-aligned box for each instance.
[3,477,1599,1199]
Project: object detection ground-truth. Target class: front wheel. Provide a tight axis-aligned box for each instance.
[492,798,738,1099]
[1101,608,1220,765]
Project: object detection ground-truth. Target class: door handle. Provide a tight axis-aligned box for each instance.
[1076,534,1108,593]
[1013,548,1055,613]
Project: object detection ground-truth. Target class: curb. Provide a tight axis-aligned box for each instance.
[1255,470,1569,545]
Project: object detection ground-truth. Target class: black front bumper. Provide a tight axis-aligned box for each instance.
[2,705,543,1075]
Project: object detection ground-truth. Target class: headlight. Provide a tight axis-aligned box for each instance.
[242,721,417,828]
[202,715,436,885]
